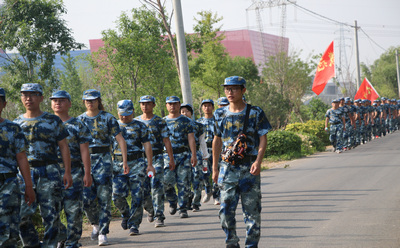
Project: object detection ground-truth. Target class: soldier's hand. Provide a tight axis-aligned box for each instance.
[63,173,73,189]
[123,162,130,175]
[24,185,36,206]
[83,173,92,187]
[212,169,219,184]
[250,161,261,176]
[146,165,156,175]
[191,156,197,168]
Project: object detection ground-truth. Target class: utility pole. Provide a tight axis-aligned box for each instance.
[396,50,400,98]
[354,20,361,90]
[172,0,193,106]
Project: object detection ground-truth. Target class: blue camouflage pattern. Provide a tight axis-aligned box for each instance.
[0,119,27,173]
[136,115,170,151]
[163,115,194,150]
[59,117,91,163]
[14,112,68,162]
[214,105,271,156]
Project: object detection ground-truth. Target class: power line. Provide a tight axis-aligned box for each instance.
[359,27,386,51]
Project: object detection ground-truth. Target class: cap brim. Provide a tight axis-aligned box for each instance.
[139,100,154,103]
[118,111,133,116]
[166,101,179,103]
[83,96,99,100]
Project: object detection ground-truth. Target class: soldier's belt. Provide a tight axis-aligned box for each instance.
[89,147,110,154]
[29,160,57,167]
[114,152,143,161]
[172,147,188,154]
[0,172,17,183]
[330,122,341,125]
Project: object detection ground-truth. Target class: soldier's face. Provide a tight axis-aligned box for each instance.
[140,102,155,114]
[119,113,134,124]
[224,86,245,103]
[21,91,43,111]
[51,98,71,114]
[84,99,99,111]
[181,107,192,118]
[166,102,180,114]
[201,103,214,114]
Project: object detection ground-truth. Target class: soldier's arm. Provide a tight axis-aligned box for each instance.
[163,137,175,171]
[16,151,35,205]
[188,132,197,167]
[79,142,92,187]
[325,117,329,130]
[250,134,267,176]
[143,141,155,175]
[115,133,129,175]
[212,135,222,184]
[58,138,72,189]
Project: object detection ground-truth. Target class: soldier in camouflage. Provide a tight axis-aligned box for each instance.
[50,90,92,248]
[213,76,271,248]
[197,99,217,204]
[325,99,346,153]
[112,100,155,236]
[180,103,210,212]
[163,96,197,219]
[0,88,35,248]
[14,83,72,248]
[136,95,175,228]
[78,89,129,246]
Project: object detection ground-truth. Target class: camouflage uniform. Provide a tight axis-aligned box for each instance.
[112,119,151,231]
[197,116,216,199]
[339,104,350,149]
[163,115,194,213]
[190,120,206,209]
[214,104,271,247]
[77,111,121,236]
[325,108,344,150]
[14,112,67,248]
[58,117,91,248]
[0,119,27,248]
[136,114,170,222]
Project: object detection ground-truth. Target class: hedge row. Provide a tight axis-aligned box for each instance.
[265,120,329,158]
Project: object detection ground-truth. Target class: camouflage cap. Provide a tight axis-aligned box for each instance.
[21,83,43,94]
[117,100,134,116]
[50,90,71,101]
[217,97,229,106]
[139,95,156,103]
[201,99,214,106]
[0,88,5,97]
[222,76,246,87]
[372,103,377,106]
[166,96,180,103]
[82,89,101,100]
[331,99,339,103]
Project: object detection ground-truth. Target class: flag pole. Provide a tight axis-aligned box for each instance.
[396,49,400,98]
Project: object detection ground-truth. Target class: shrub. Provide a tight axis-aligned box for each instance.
[266,130,302,156]
[286,120,329,145]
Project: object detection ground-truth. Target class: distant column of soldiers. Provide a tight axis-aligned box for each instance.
[325,97,399,153]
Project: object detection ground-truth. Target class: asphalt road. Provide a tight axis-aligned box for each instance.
[81,132,400,248]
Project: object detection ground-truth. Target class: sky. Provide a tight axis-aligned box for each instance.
[3,0,400,72]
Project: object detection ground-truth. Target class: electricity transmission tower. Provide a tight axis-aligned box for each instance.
[246,0,294,61]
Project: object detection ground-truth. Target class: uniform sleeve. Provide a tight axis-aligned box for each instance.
[78,120,92,144]
[325,109,331,118]
[14,124,28,154]
[56,118,69,142]
[108,114,122,138]
[214,110,223,137]
[141,123,152,144]
[159,118,171,139]
[255,108,272,137]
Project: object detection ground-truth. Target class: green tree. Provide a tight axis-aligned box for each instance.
[90,7,179,116]
[249,52,313,128]
[360,46,400,98]
[0,0,83,101]
[58,53,86,117]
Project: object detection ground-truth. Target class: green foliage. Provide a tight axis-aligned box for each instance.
[0,0,83,103]
[285,120,330,145]
[305,97,330,121]
[298,132,326,155]
[90,7,179,117]
[266,130,302,156]
[360,46,400,99]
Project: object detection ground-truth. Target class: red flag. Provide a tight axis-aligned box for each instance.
[312,41,335,95]
[354,78,380,101]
